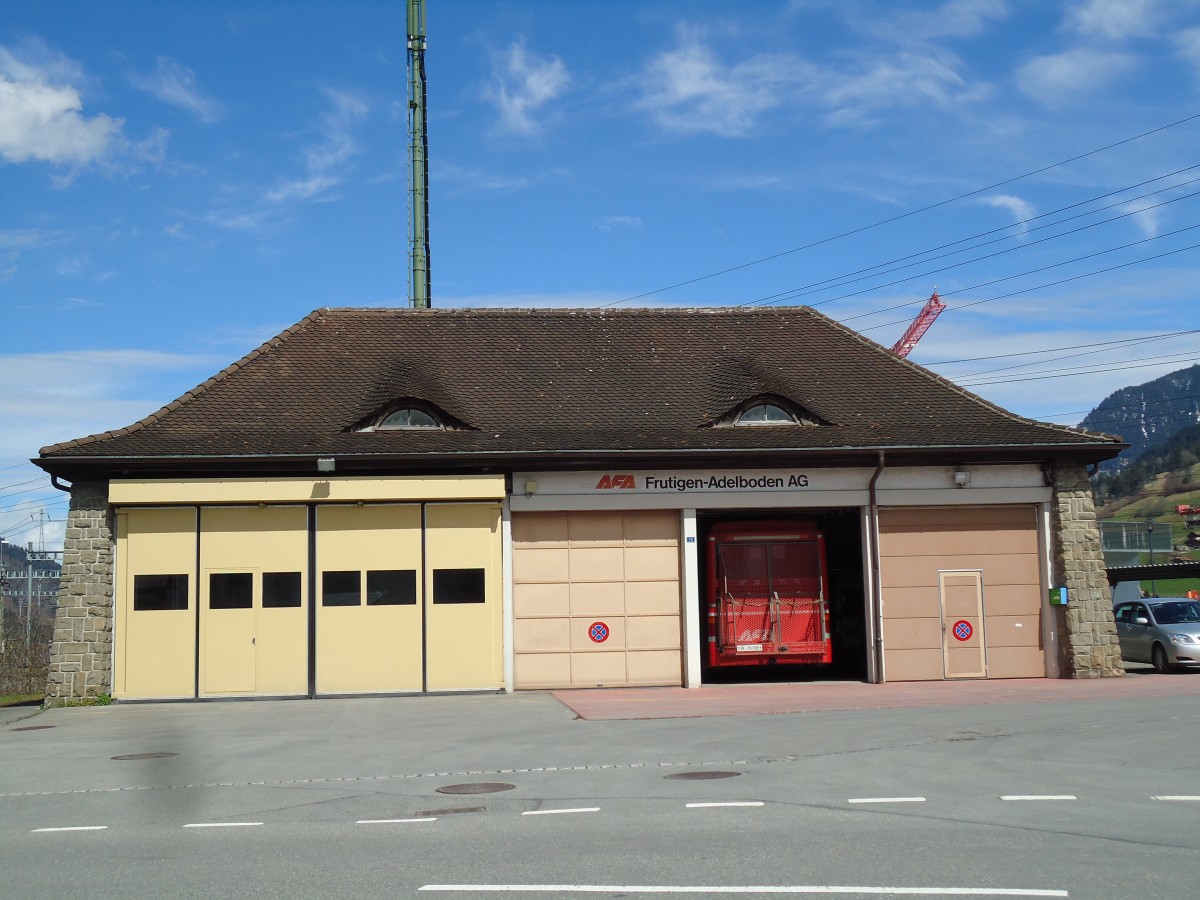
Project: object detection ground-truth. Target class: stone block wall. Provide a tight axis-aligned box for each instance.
[1050,463,1123,678]
[45,481,114,703]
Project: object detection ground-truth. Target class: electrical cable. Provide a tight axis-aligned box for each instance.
[856,240,1200,333]
[600,111,1200,306]
[741,175,1200,308]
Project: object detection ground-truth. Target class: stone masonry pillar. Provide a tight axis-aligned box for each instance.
[45,481,114,704]
[1050,463,1123,678]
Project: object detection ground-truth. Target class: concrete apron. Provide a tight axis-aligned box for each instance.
[553,671,1200,720]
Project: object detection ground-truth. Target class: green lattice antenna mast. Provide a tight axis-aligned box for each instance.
[408,0,431,308]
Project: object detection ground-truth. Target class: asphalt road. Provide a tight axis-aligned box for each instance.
[2,680,1198,899]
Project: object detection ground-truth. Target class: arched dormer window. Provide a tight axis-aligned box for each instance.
[735,402,796,425]
[378,407,441,430]
[712,395,823,428]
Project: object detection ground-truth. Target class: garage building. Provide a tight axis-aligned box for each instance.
[36,307,1125,703]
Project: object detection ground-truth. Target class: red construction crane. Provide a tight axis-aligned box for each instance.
[891,291,945,359]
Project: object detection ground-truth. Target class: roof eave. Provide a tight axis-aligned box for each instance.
[34,439,1126,482]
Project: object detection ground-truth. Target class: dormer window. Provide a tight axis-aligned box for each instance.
[377,407,442,430]
[376,410,444,432]
[711,394,824,428]
[736,402,796,425]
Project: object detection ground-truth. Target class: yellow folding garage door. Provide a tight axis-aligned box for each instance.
[512,510,682,689]
[199,506,308,697]
[878,505,1044,681]
[315,502,502,694]
[115,507,197,700]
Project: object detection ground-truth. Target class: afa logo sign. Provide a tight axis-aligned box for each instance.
[595,474,636,490]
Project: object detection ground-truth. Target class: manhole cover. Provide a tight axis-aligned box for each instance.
[436,782,515,795]
[111,752,179,761]
[11,725,56,732]
[664,770,742,781]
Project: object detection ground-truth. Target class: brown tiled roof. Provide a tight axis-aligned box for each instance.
[37,306,1122,471]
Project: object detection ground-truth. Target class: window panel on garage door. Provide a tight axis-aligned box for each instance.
[116,507,197,700]
[316,504,422,694]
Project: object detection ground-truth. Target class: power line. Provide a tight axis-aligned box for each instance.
[932,329,1200,365]
[954,338,1200,381]
[813,218,1200,317]
[601,111,1200,306]
[856,240,1200,334]
[742,173,1200,308]
[958,355,1199,388]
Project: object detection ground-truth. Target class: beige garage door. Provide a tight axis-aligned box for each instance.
[513,510,682,689]
[879,506,1044,681]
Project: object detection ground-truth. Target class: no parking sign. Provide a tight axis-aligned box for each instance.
[588,621,610,643]
[952,620,973,642]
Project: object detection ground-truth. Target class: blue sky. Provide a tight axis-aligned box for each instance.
[3,0,1200,548]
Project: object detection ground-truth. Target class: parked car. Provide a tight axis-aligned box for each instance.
[1113,598,1200,672]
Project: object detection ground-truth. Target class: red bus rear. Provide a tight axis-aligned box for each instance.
[705,521,832,668]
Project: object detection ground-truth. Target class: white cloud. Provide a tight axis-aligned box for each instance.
[1119,200,1162,238]
[597,216,642,232]
[1176,26,1200,70]
[0,348,221,467]
[980,194,1036,227]
[0,44,123,167]
[484,39,570,135]
[1065,0,1175,40]
[638,28,815,137]
[266,88,368,203]
[1015,48,1136,105]
[864,0,1011,41]
[820,52,982,126]
[131,56,222,123]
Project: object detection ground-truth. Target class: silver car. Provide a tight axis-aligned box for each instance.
[1113,598,1200,672]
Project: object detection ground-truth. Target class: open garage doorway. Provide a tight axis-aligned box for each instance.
[697,508,867,684]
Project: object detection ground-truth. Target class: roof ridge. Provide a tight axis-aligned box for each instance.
[37,309,328,455]
[805,306,1122,445]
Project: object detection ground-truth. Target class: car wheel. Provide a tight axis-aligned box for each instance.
[1152,643,1173,673]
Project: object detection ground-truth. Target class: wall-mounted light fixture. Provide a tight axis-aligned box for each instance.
[953,469,971,487]
[524,480,537,498]
[317,457,336,473]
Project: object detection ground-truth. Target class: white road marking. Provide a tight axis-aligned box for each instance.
[685,801,765,809]
[357,817,438,824]
[32,825,108,833]
[1000,795,1077,801]
[182,822,263,828]
[847,797,926,804]
[418,885,1068,896]
[521,807,600,816]
[1152,795,1200,801]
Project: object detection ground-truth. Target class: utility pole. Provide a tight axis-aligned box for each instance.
[408,0,431,308]
[26,542,33,645]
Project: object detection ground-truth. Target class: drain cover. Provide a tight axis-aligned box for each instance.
[111,752,179,761]
[664,770,742,781]
[11,725,56,732]
[415,806,484,816]
[436,782,515,795]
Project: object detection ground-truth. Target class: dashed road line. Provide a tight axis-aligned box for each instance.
[685,802,764,809]
[417,884,1069,895]
[521,807,600,816]
[848,797,926,804]
[1000,796,1077,801]
[1152,795,1200,801]
[357,817,438,824]
[32,825,108,833]
[182,822,263,829]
